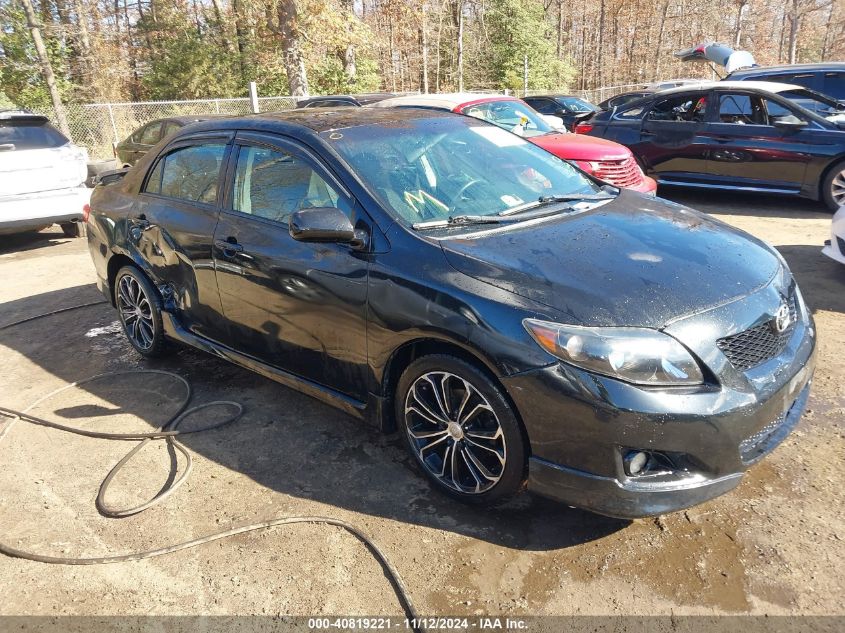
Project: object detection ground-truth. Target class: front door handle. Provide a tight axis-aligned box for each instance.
[215,238,244,254]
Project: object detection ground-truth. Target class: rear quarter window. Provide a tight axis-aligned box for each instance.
[0,121,69,150]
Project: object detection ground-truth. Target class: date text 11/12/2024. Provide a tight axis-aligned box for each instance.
[307,617,528,630]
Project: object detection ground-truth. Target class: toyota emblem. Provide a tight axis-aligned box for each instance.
[772,302,791,334]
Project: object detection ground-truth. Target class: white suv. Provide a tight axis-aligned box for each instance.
[0,110,91,237]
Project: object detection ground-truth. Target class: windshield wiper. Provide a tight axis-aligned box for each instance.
[537,192,615,204]
[413,215,505,230]
[498,189,616,216]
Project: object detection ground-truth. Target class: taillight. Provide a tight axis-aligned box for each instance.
[82,203,91,223]
[574,122,594,134]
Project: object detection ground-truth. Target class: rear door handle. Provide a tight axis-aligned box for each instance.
[215,238,244,254]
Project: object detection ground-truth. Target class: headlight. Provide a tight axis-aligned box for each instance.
[523,319,704,386]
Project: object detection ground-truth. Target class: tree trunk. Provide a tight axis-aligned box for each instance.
[734,0,749,48]
[456,1,464,92]
[420,4,429,93]
[277,0,309,96]
[20,0,71,137]
[788,11,800,64]
[654,0,670,79]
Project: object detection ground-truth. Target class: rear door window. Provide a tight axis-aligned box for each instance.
[161,121,181,138]
[144,143,227,204]
[138,122,162,145]
[0,121,69,150]
[646,94,708,122]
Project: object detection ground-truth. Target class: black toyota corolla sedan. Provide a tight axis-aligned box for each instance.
[86,108,815,518]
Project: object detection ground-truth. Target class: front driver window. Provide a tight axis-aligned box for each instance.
[763,98,807,125]
[717,94,766,125]
[232,145,350,225]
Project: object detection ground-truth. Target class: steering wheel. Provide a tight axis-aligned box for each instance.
[452,179,484,211]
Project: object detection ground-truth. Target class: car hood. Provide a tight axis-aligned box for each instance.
[439,193,781,328]
[529,132,630,161]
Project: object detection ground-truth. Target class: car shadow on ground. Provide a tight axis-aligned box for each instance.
[0,283,629,552]
[660,188,832,219]
[0,228,74,255]
[775,245,845,314]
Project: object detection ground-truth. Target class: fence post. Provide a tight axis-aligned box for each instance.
[249,82,259,114]
[214,99,220,114]
[106,103,119,147]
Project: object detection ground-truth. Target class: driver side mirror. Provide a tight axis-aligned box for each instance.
[772,117,808,130]
[289,207,365,248]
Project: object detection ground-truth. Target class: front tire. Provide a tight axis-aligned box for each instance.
[114,265,171,358]
[822,160,845,211]
[396,354,527,505]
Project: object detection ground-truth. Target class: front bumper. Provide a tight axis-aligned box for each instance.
[0,187,91,234]
[503,290,816,518]
[524,380,811,518]
[821,206,845,265]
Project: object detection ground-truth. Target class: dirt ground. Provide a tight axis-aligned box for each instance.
[0,189,843,625]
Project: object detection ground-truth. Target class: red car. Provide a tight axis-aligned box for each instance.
[371,93,657,195]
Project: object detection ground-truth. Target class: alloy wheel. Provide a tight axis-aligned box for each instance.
[404,371,506,494]
[117,274,156,350]
[832,169,845,206]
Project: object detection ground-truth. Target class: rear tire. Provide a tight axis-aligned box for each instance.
[822,160,845,211]
[60,221,85,238]
[396,354,527,505]
[114,265,172,358]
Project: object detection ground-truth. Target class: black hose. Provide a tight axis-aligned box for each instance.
[0,304,423,630]
[0,300,108,331]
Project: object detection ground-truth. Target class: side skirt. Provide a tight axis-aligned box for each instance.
[160,311,373,424]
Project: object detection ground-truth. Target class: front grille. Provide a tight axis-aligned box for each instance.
[592,157,643,188]
[717,293,798,371]
[739,382,810,464]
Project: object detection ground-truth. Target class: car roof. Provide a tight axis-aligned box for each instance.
[297,93,398,106]
[730,62,845,76]
[0,110,49,123]
[655,80,804,95]
[158,115,221,125]
[524,94,583,99]
[370,93,517,110]
[180,107,459,137]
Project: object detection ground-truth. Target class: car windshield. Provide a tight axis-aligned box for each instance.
[777,89,844,121]
[556,97,595,112]
[460,100,553,138]
[323,116,603,226]
[0,120,69,150]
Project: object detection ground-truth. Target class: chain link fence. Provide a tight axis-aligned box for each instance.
[33,96,298,161]
[31,85,646,161]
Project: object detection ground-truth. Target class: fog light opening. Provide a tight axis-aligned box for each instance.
[624,451,649,476]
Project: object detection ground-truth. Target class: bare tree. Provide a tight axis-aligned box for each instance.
[19,0,71,135]
[786,0,833,64]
